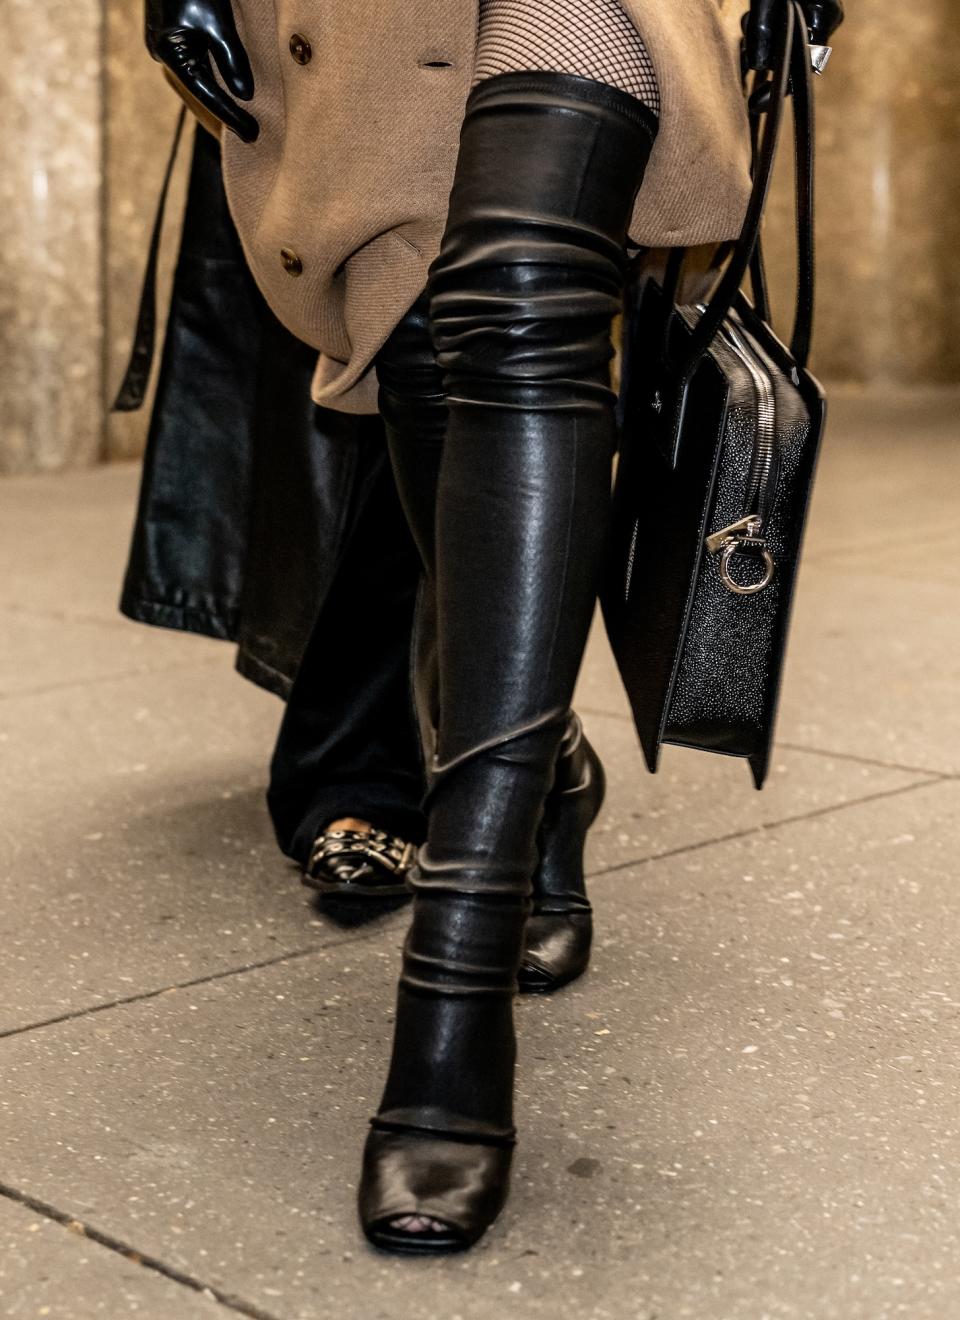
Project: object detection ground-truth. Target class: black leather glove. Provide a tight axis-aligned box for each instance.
[803,1,845,46]
[744,0,845,72]
[145,0,259,142]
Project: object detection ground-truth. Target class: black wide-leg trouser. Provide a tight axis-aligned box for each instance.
[267,444,427,863]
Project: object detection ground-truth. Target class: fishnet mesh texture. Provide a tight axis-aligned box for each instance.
[474,0,660,114]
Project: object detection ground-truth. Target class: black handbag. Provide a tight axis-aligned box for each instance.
[602,0,826,790]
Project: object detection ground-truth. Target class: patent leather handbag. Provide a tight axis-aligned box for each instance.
[603,0,825,789]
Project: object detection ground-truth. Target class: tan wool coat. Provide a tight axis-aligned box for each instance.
[220,1,753,416]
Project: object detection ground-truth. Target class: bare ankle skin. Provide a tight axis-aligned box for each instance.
[390,1214,449,1233]
[324,817,374,834]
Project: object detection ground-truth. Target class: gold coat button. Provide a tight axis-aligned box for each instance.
[289,33,312,65]
[280,247,303,277]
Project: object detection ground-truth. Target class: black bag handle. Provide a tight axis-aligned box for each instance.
[747,78,773,324]
[787,1,816,368]
[660,0,815,384]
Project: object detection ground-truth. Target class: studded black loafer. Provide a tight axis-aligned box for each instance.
[303,828,415,900]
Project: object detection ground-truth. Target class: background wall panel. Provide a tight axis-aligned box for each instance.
[1,1,958,473]
[0,0,105,474]
[763,0,960,386]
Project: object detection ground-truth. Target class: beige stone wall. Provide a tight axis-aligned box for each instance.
[104,0,191,462]
[1,1,958,474]
[764,0,960,386]
[0,0,187,476]
[0,0,104,475]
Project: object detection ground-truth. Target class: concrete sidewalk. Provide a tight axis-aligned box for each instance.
[2,391,959,1319]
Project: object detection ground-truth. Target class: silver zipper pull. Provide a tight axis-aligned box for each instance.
[705,515,762,555]
[809,44,832,75]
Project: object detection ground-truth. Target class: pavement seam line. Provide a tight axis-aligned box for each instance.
[584,774,942,881]
[0,920,400,1044]
[574,703,954,780]
[1,778,943,1038]
[775,740,953,780]
[0,602,170,633]
[0,655,227,705]
[0,1181,283,1320]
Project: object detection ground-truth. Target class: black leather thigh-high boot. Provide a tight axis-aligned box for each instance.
[358,71,658,1254]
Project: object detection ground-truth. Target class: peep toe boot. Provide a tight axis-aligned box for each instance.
[359,717,565,1252]
[359,70,658,1253]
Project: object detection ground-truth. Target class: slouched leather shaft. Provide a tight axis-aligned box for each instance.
[423,73,658,771]
[360,73,657,1247]
[427,77,656,412]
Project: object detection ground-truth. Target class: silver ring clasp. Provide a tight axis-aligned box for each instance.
[718,539,776,595]
[705,516,776,595]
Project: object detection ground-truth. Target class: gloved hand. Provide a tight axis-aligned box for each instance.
[803,1,845,47]
[744,0,845,72]
[145,0,259,142]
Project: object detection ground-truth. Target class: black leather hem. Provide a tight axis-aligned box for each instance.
[466,69,660,140]
[119,588,238,643]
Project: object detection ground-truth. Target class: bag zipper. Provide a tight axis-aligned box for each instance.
[700,309,779,595]
[623,517,640,601]
[719,318,777,526]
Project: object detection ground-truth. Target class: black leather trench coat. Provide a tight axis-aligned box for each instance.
[119,122,412,699]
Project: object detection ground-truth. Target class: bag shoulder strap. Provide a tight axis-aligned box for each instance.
[665,0,815,382]
[788,5,816,367]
